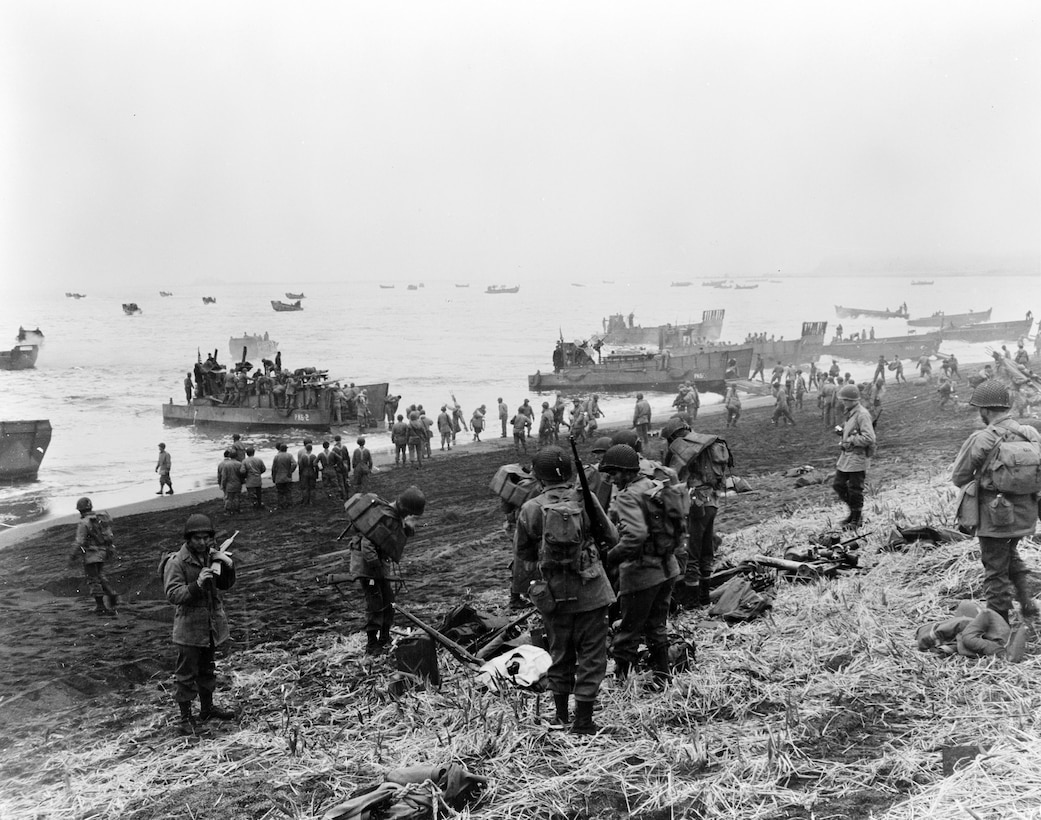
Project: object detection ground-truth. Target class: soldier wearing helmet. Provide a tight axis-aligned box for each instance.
[632,393,652,446]
[600,445,681,688]
[68,497,119,617]
[345,485,426,655]
[832,382,876,530]
[162,513,236,734]
[155,443,173,495]
[952,380,1041,624]
[612,429,680,485]
[515,446,618,735]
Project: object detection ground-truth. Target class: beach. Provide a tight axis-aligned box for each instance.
[3,377,1040,818]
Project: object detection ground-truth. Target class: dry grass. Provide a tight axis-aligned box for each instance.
[2,470,1040,819]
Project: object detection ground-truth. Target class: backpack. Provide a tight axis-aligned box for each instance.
[669,432,733,490]
[641,480,690,558]
[489,465,540,508]
[539,494,586,570]
[985,428,1041,495]
[344,493,408,562]
[87,512,115,547]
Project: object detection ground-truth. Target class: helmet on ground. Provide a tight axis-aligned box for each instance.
[838,384,861,400]
[396,485,427,516]
[591,436,614,454]
[969,380,1011,409]
[184,514,215,537]
[611,429,641,450]
[76,497,93,513]
[600,444,640,472]
[532,446,573,482]
[660,417,690,443]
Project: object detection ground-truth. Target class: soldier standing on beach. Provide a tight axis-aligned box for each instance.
[162,514,236,735]
[68,497,119,617]
[217,450,246,514]
[498,398,509,438]
[832,384,876,530]
[156,443,173,495]
[331,435,351,494]
[271,443,296,508]
[352,437,373,490]
[633,393,652,445]
[297,442,318,506]
[242,447,266,509]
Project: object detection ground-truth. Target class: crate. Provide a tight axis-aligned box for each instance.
[489,464,540,507]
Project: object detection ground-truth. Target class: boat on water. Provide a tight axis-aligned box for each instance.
[602,280,614,284]
[911,280,934,286]
[529,341,753,395]
[0,420,51,480]
[938,317,1033,343]
[229,332,279,361]
[750,321,829,364]
[0,344,39,371]
[670,281,693,287]
[16,327,44,347]
[285,292,306,300]
[455,284,469,288]
[65,292,86,299]
[271,300,303,312]
[407,285,419,291]
[159,291,173,297]
[702,279,728,287]
[822,331,942,362]
[122,303,142,315]
[907,308,992,328]
[486,285,519,294]
[733,283,759,290]
[202,296,216,304]
[835,304,909,320]
[598,310,726,346]
[571,283,585,288]
[379,284,395,289]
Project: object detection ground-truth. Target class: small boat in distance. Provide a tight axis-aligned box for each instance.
[572,283,585,288]
[911,280,934,286]
[379,284,395,289]
[65,292,86,299]
[671,281,693,287]
[202,296,216,304]
[271,300,303,312]
[0,419,51,480]
[455,284,470,288]
[159,291,173,297]
[734,283,759,290]
[285,292,306,300]
[407,284,419,291]
[122,303,142,315]
[486,285,520,294]
[16,327,44,347]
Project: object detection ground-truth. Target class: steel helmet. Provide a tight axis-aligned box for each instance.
[76,497,93,513]
[590,436,614,454]
[969,379,1011,409]
[396,485,427,516]
[600,444,640,472]
[611,429,641,450]
[532,446,573,482]
[660,416,690,443]
[838,384,861,400]
[183,514,215,537]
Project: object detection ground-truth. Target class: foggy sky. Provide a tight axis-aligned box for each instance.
[2,1,1038,287]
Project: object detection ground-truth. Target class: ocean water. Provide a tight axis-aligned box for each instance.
[1,274,1036,526]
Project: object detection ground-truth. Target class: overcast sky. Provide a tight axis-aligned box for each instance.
[2,1,1038,286]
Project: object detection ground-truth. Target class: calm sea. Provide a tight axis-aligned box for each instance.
[1,274,1035,526]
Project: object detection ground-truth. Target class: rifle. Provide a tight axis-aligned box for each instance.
[336,525,353,542]
[393,604,482,667]
[568,435,613,549]
[474,607,538,661]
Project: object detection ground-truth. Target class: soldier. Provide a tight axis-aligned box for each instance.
[511,406,532,454]
[538,402,555,446]
[391,415,409,466]
[346,486,426,654]
[600,444,681,688]
[217,449,246,513]
[156,443,173,495]
[750,353,765,382]
[516,447,618,734]
[437,405,454,450]
[819,376,838,427]
[352,437,373,490]
[471,405,486,441]
[242,446,266,510]
[68,497,119,617]
[891,355,906,384]
[271,443,296,508]
[498,397,509,438]
[230,433,247,463]
[952,380,1040,625]
[331,435,351,495]
[297,442,318,506]
[406,411,427,468]
[771,384,796,426]
[724,383,742,427]
[633,393,652,445]
[184,372,194,403]
[384,394,402,424]
[833,384,876,529]
[162,514,236,735]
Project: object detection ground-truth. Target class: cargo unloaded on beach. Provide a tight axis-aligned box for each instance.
[529,343,753,395]
[0,420,51,481]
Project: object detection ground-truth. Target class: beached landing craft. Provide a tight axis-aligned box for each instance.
[598,310,726,346]
[122,303,142,315]
[938,317,1033,343]
[907,308,992,328]
[0,420,51,480]
[529,340,753,395]
[835,304,909,320]
[271,300,303,312]
[821,331,942,362]
[751,321,828,364]
[228,332,279,361]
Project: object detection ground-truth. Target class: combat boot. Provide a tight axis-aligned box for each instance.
[199,691,236,721]
[509,593,530,611]
[177,701,197,736]
[698,582,712,608]
[548,692,570,730]
[842,512,863,531]
[365,630,385,656]
[1013,578,1039,619]
[570,700,604,736]
[93,596,108,616]
[103,593,119,616]
[613,658,631,681]
[647,645,672,691]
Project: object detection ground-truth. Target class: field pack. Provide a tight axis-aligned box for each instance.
[344,493,408,562]
[489,464,540,508]
[669,432,733,490]
[985,428,1041,495]
[88,512,115,547]
[539,495,586,570]
[642,480,690,558]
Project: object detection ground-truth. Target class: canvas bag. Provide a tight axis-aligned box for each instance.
[343,493,407,562]
[489,464,540,507]
[88,512,115,547]
[641,479,690,557]
[539,496,585,569]
[985,427,1041,495]
[669,432,733,489]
